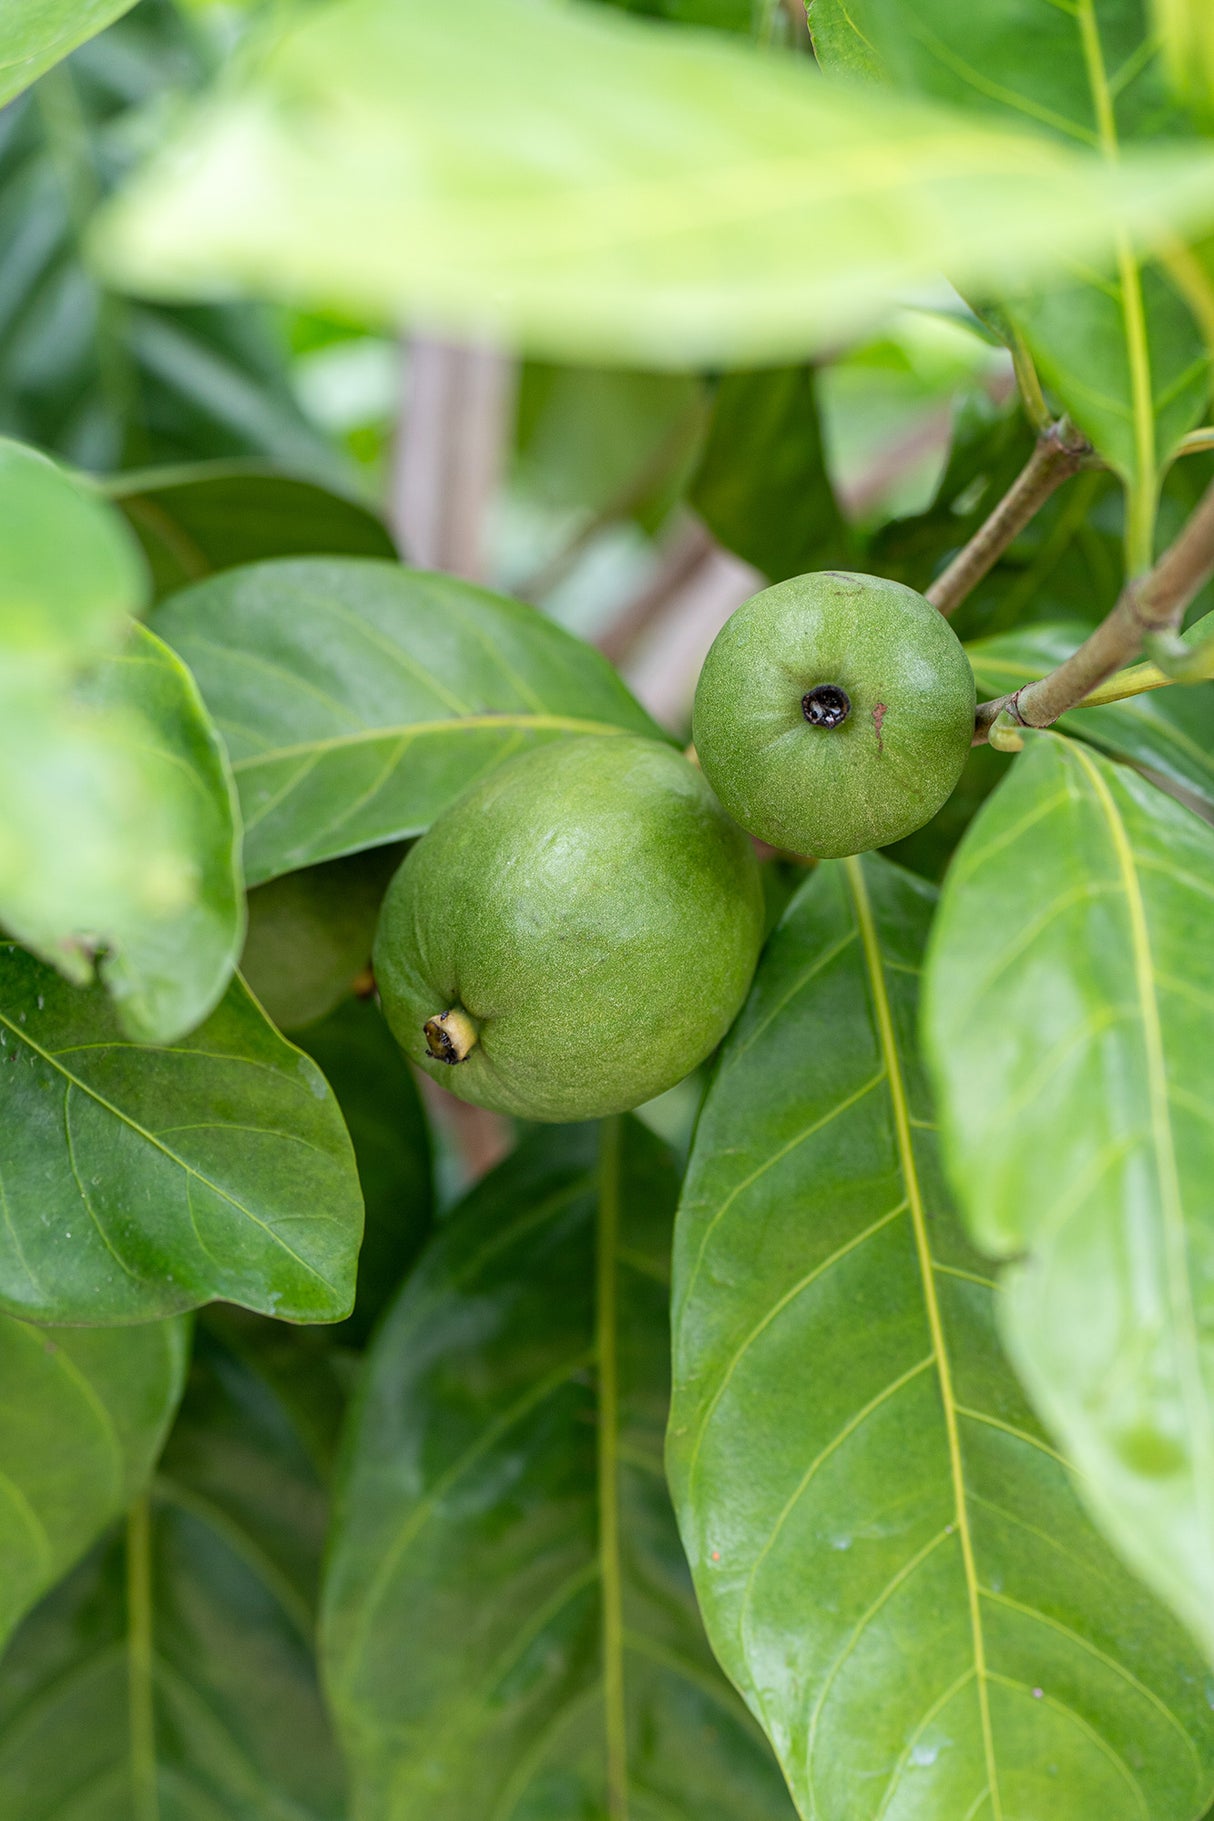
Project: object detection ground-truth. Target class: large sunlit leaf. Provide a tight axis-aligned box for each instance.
[968,621,1214,817]
[809,0,1210,560]
[0,0,137,107]
[108,463,397,601]
[0,1312,186,1652]
[322,1120,796,1820]
[924,735,1214,1665]
[0,941,362,1325]
[0,1315,346,1818]
[669,852,1214,1818]
[152,558,664,885]
[92,0,1214,369]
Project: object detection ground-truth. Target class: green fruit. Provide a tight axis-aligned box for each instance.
[692,571,976,859]
[373,735,764,1121]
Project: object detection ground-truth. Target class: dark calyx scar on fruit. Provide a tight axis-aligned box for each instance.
[373,735,765,1122]
[692,570,975,860]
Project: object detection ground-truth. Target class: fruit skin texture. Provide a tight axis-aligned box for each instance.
[373,735,765,1121]
[692,571,976,859]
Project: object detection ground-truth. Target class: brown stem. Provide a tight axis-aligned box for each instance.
[975,476,1214,742]
[925,419,1096,618]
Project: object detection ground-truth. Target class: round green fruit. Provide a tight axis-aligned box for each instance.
[692,571,976,859]
[373,735,764,1121]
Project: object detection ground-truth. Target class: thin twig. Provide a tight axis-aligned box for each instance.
[519,394,708,603]
[596,518,717,665]
[974,476,1214,742]
[926,418,1096,618]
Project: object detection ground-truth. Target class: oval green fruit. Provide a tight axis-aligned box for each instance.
[692,571,976,859]
[373,735,764,1121]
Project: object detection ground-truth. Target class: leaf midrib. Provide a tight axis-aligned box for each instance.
[229,713,646,773]
[845,855,1002,1820]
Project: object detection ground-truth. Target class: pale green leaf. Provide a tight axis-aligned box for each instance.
[92,0,1214,369]
[0,620,245,1044]
[1154,0,1214,113]
[0,1316,346,1819]
[669,852,1214,1818]
[322,1120,796,1820]
[0,941,362,1325]
[152,558,664,886]
[923,734,1214,1663]
[0,438,146,689]
[0,0,137,108]
[968,621,1214,816]
[0,1312,186,1652]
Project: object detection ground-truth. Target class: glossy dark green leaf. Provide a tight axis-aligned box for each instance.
[299,996,433,1346]
[322,1119,796,1820]
[109,464,397,600]
[969,622,1214,815]
[810,0,1210,556]
[690,366,851,582]
[93,0,1214,370]
[0,942,362,1325]
[241,846,402,1034]
[670,852,1214,1817]
[153,558,664,886]
[924,734,1214,1665]
[0,1316,346,1818]
[0,1313,186,1651]
[0,16,342,478]
[0,0,137,106]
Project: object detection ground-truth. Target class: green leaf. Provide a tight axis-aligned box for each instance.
[0,1312,185,1651]
[924,734,1214,1665]
[969,622,1214,816]
[152,557,664,886]
[0,1316,346,1819]
[0,438,146,688]
[299,996,433,1346]
[0,22,343,479]
[322,1119,796,1820]
[108,463,398,601]
[0,942,362,1325]
[0,0,137,107]
[0,621,244,1044]
[241,846,402,1034]
[92,0,1214,370]
[669,852,1214,1818]
[689,365,851,582]
[809,0,1210,562]
[1153,0,1214,115]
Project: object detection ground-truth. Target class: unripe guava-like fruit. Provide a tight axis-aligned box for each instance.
[373,735,764,1121]
[692,571,975,858]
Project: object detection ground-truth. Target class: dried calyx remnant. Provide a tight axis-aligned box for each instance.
[801,683,851,728]
[423,1007,479,1065]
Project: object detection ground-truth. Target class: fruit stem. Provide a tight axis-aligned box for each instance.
[926,418,1097,619]
[423,1007,480,1065]
[973,480,1214,743]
